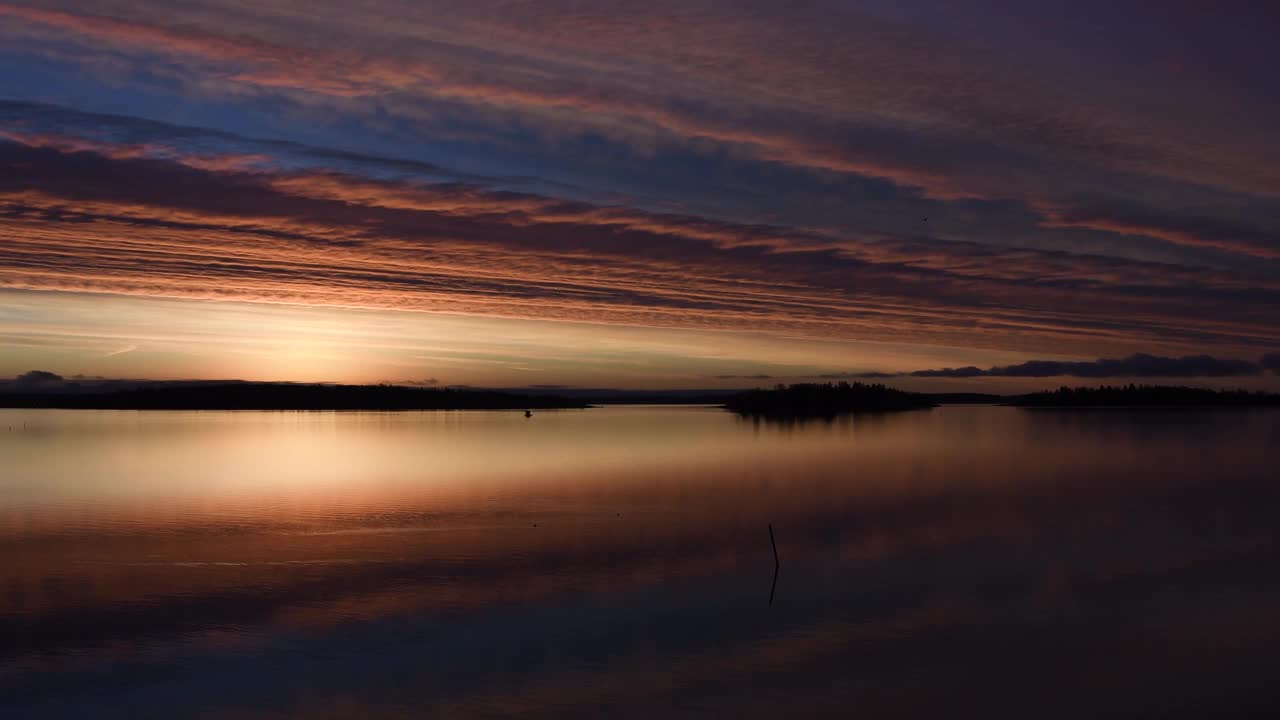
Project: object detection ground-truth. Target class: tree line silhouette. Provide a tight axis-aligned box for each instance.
[0,383,591,411]
[5,379,1277,412]
[723,382,938,418]
[1010,384,1280,408]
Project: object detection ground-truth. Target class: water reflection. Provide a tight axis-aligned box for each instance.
[1,406,1278,718]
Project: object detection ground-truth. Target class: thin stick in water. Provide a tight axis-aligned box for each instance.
[768,523,780,607]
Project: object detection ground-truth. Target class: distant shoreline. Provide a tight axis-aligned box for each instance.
[0,383,591,411]
[1007,385,1280,409]
[5,381,1278,412]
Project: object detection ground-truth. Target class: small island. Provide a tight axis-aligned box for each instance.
[0,382,591,411]
[1009,384,1280,408]
[723,382,938,419]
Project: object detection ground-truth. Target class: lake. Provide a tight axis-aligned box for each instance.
[2,405,1278,718]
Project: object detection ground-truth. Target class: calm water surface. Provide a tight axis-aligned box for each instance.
[2,405,1278,718]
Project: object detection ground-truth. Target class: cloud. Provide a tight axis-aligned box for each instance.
[908,353,1264,379]
[1262,354,1280,374]
[3,138,1279,359]
[0,1,1275,392]
[6,0,1280,206]
[1039,202,1280,260]
[713,374,773,380]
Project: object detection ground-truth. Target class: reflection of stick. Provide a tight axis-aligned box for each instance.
[769,523,780,607]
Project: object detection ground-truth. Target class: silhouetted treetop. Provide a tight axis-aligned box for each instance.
[723,382,937,418]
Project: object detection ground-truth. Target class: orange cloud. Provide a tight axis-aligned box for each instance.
[2,139,1277,359]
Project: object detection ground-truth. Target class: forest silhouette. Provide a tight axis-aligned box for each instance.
[0,382,590,411]
[723,382,938,418]
[1009,384,1280,408]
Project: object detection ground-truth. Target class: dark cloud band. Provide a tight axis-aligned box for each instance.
[906,354,1266,379]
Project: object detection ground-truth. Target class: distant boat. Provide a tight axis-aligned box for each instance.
[524,410,532,418]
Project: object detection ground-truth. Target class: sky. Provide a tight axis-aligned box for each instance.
[1,0,1278,390]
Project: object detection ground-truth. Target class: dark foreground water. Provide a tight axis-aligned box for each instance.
[1,405,1278,718]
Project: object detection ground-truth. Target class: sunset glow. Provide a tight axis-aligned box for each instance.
[2,0,1277,388]
[4,6,1280,716]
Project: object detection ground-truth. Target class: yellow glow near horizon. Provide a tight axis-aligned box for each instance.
[0,289,1076,390]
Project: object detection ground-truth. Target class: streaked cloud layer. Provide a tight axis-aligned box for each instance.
[907,353,1273,379]
[1,1,1277,385]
